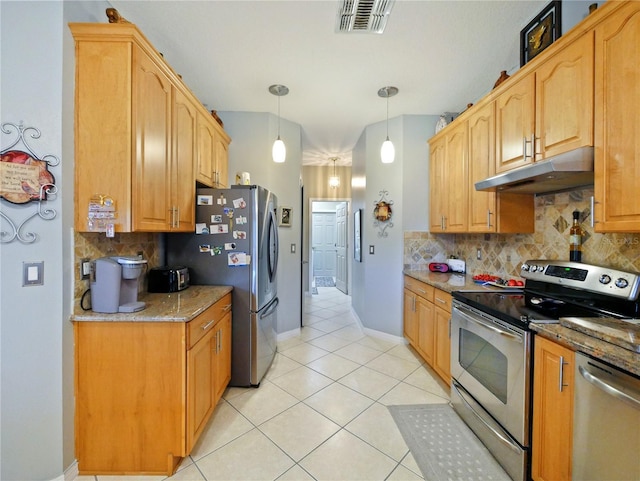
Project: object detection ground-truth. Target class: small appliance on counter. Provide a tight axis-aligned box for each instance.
[90,256,148,313]
[147,266,190,293]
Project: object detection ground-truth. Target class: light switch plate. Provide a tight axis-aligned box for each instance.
[23,261,44,286]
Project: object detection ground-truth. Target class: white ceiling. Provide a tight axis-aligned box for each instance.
[109,0,549,165]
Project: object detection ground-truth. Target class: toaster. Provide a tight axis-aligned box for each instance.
[148,266,190,293]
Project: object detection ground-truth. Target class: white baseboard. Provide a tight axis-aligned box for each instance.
[277,327,301,342]
[48,460,78,481]
[350,307,406,344]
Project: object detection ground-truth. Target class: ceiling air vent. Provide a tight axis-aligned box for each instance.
[336,0,396,34]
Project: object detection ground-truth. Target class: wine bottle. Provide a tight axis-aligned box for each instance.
[569,210,584,262]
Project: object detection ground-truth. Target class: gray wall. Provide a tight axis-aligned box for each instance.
[219,111,303,334]
[0,1,107,479]
[350,115,434,337]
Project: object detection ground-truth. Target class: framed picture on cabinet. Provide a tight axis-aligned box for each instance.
[520,1,562,66]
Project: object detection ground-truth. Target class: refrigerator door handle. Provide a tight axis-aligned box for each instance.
[260,297,279,319]
[268,208,279,282]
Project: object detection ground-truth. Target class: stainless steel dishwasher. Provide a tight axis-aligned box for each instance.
[573,352,640,480]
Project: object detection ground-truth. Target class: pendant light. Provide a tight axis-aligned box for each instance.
[378,86,398,164]
[329,157,341,189]
[269,84,289,163]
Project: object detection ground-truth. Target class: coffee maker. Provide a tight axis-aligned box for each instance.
[91,256,148,313]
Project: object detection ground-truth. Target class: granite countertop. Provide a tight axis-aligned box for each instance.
[531,322,640,377]
[404,268,640,376]
[71,285,233,322]
[403,269,516,294]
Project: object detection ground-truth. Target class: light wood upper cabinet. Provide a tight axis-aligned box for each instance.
[71,22,229,232]
[532,336,574,481]
[196,112,216,187]
[429,136,447,232]
[429,122,468,233]
[214,132,230,188]
[495,33,593,175]
[132,49,190,232]
[196,112,230,188]
[535,32,594,159]
[172,88,197,231]
[495,73,536,173]
[468,103,498,232]
[593,1,640,232]
[468,103,535,233]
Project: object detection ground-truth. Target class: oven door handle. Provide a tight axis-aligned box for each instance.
[452,379,522,454]
[454,305,523,343]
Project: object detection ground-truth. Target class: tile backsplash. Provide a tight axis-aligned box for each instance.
[404,188,640,278]
[74,232,161,312]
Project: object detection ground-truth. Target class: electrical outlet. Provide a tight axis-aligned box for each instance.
[81,258,91,280]
[476,248,482,260]
[369,245,375,255]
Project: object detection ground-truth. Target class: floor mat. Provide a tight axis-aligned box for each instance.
[388,404,511,481]
[314,276,335,287]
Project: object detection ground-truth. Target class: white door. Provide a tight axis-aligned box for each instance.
[335,202,348,294]
[312,212,336,278]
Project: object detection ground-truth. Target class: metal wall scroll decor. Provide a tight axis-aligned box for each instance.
[0,121,59,244]
[373,190,394,237]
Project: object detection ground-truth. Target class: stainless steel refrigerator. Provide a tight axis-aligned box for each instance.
[166,185,279,387]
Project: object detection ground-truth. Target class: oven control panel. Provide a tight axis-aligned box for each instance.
[521,260,640,301]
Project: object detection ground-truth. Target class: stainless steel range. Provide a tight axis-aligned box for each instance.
[450,260,640,481]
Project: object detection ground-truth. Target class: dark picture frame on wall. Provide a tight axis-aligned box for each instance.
[354,209,362,262]
[520,1,562,66]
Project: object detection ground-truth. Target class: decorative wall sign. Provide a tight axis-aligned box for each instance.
[1,122,59,244]
[520,1,562,66]
[373,190,394,237]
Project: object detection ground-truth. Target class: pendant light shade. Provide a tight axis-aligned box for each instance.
[380,138,395,164]
[329,157,341,188]
[378,86,398,164]
[269,84,289,163]
[272,137,286,163]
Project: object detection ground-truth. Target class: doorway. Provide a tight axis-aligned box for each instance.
[309,200,349,295]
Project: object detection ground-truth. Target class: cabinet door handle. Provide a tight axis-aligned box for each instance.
[487,210,493,228]
[522,136,528,160]
[412,295,416,312]
[201,319,215,331]
[222,303,232,313]
[559,356,569,392]
[441,216,446,230]
[590,196,598,228]
[531,133,537,159]
[218,329,222,353]
[435,297,447,305]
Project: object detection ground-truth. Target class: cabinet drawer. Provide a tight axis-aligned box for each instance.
[404,276,434,302]
[187,293,232,349]
[433,289,452,312]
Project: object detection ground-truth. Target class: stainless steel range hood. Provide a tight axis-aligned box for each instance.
[475,146,594,194]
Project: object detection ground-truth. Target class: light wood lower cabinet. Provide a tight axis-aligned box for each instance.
[75,294,232,475]
[403,276,451,385]
[531,335,574,481]
[432,289,452,385]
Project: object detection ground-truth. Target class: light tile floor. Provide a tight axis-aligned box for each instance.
[78,287,451,481]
